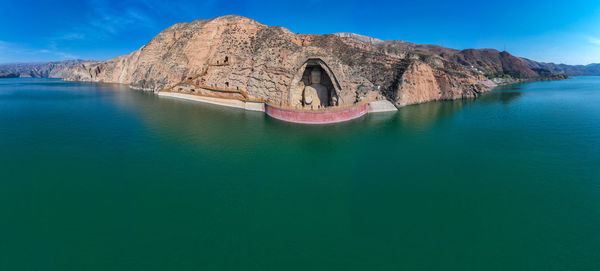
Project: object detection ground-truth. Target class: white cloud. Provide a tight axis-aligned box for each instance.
[85,0,155,37]
[61,33,85,41]
[0,40,79,63]
[56,52,78,59]
[42,0,157,45]
[588,37,600,46]
[37,49,77,59]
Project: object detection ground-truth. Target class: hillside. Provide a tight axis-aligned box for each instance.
[64,15,560,107]
[3,15,592,107]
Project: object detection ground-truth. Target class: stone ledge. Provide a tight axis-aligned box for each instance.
[368,100,398,113]
[158,92,265,112]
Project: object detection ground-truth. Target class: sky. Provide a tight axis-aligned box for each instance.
[1,0,600,65]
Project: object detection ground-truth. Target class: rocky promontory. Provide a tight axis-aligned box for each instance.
[54,15,574,107]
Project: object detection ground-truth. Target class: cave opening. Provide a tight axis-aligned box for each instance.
[299,65,336,107]
[288,58,341,108]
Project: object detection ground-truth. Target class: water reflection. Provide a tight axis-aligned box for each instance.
[397,89,524,131]
[396,99,473,131]
[120,91,377,147]
[105,83,526,149]
[477,91,523,105]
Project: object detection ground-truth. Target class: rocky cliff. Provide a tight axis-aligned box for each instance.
[61,15,570,107]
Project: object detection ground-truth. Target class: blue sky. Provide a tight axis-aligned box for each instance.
[1,0,599,65]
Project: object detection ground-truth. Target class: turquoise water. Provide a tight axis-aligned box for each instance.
[1,77,599,270]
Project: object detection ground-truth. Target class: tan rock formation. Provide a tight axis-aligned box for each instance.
[64,15,491,108]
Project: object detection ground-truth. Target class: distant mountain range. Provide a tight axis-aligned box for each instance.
[519,59,600,76]
[334,32,600,78]
[0,60,93,78]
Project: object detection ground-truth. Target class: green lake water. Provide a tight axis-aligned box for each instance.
[1,77,599,270]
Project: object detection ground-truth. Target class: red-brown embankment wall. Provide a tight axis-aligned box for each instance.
[264,104,368,124]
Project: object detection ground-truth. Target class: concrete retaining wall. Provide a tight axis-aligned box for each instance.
[367,100,398,113]
[158,92,265,112]
[158,92,391,124]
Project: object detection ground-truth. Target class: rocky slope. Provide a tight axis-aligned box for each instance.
[0,60,93,78]
[59,15,575,107]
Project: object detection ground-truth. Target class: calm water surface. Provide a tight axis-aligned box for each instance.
[1,77,599,270]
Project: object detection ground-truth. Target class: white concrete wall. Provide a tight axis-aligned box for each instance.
[158,92,265,112]
[368,100,398,113]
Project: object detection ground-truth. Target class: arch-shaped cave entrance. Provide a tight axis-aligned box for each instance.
[288,58,341,108]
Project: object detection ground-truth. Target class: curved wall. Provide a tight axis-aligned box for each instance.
[265,104,368,124]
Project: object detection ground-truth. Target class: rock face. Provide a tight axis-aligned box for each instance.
[62,15,569,107]
[450,49,538,78]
